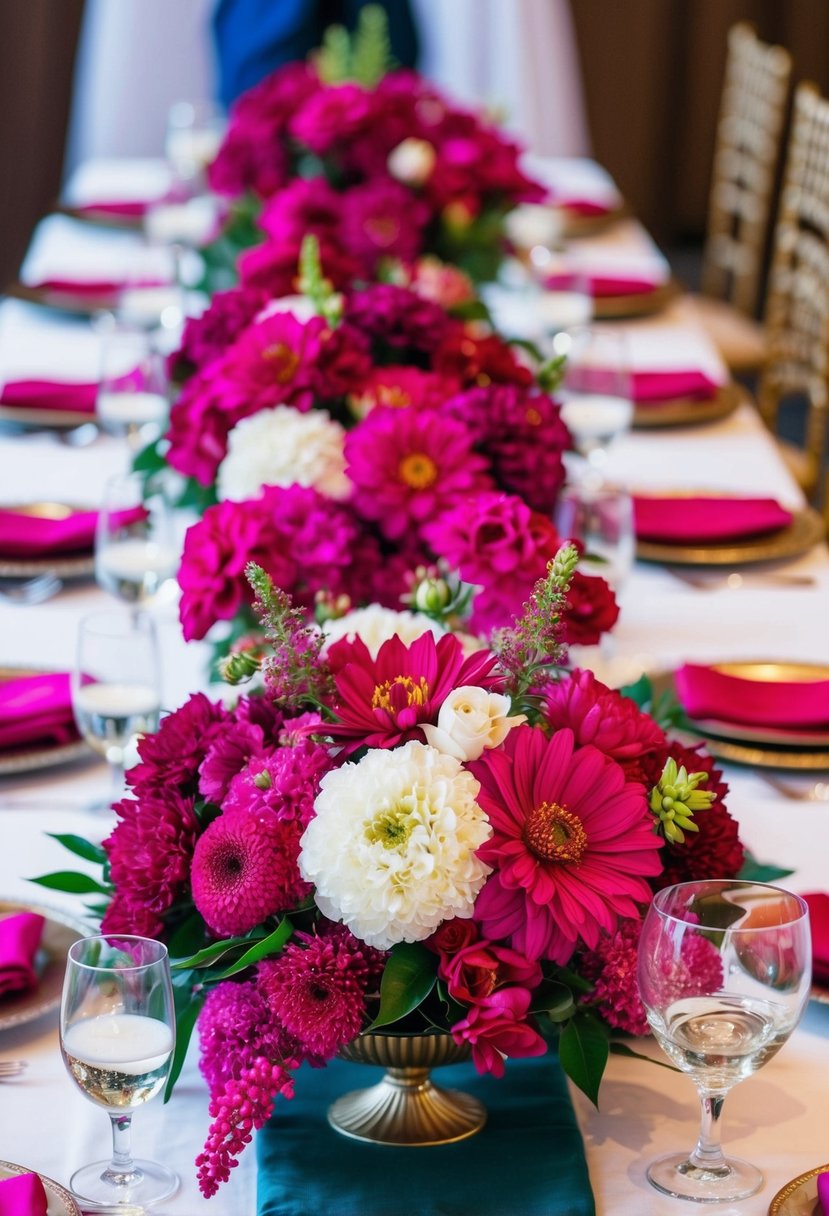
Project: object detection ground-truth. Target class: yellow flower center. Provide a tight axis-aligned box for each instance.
[261,342,300,384]
[398,452,438,489]
[525,406,542,426]
[371,675,431,713]
[523,801,588,865]
[365,807,414,850]
[378,385,412,408]
[365,215,400,248]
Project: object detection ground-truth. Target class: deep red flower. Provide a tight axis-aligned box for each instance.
[541,669,667,766]
[561,571,620,646]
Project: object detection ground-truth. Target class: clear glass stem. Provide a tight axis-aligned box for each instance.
[688,1091,729,1175]
[110,756,126,803]
[102,1112,138,1187]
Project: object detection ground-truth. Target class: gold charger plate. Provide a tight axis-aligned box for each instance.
[633,381,742,429]
[5,281,117,319]
[592,277,680,320]
[0,502,95,580]
[0,899,89,1033]
[0,665,91,778]
[769,1162,829,1214]
[0,403,94,430]
[0,1160,81,1216]
[636,505,824,567]
[561,202,629,238]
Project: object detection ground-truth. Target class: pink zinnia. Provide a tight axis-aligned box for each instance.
[220,311,328,413]
[451,986,547,1077]
[326,630,500,753]
[345,405,491,540]
[542,670,667,766]
[470,726,663,963]
[223,738,334,822]
[580,918,650,1036]
[191,809,310,936]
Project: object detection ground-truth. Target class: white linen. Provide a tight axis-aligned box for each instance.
[63,157,173,207]
[2,169,829,1213]
[620,319,729,384]
[570,218,672,287]
[521,154,624,211]
[20,215,167,288]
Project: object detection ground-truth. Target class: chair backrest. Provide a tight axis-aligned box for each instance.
[700,23,791,316]
[758,83,829,497]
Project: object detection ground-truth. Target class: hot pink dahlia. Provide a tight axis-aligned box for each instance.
[579,918,650,1036]
[345,405,491,540]
[223,738,334,822]
[541,670,667,767]
[198,720,269,803]
[220,311,327,414]
[451,986,547,1077]
[470,725,663,963]
[127,692,228,794]
[191,809,310,936]
[257,927,384,1060]
[326,630,500,753]
[103,789,200,925]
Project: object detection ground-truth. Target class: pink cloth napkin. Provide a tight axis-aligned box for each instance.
[674,663,829,730]
[0,672,79,752]
[0,912,45,999]
[803,893,829,985]
[818,1169,829,1214]
[0,378,97,414]
[544,269,661,298]
[631,369,721,403]
[29,276,167,301]
[633,496,793,543]
[0,1172,48,1216]
[0,509,98,557]
[75,199,150,218]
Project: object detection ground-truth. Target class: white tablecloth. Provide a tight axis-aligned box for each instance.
[2,202,829,1214]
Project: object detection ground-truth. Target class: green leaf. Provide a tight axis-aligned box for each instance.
[213,920,293,980]
[738,853,794,884]
[167,912,207,961]
[164,985,205,1102]
[558,1013,609,1107]
[619,673,653,709]
[369,942,436,1030]
[83,901,111,918]
[172,933,262,971]
[29,871,110,895]
[46,833,106,866]
[530,980,576,1022]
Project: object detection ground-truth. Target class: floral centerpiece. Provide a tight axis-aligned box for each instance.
[201,6,544,291]
[148,239,617,649]
[38,551,753,1197]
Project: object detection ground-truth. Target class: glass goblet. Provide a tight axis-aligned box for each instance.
[638,879,811,1203]
[71,609,161,802]
[554,482,635,591]
[95,471,179,613]
[554,325,632,481]
[165,99,225,186]
[61,935,178,1207]
[96,324,169,449]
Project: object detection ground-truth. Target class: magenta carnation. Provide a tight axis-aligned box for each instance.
[198,720,269,803]
[340,177,430,269]
[191,809,310,937]
[344,283,455,353]
[288,82,375,155]
[345,405,491,540]
[258,176,341,245]
[580,919,650,1036]
[165,365,251,485]
[223,738,333,821]
[103,789,199,929]
[542,669,667,765]
[470,725,663,963]
[127,692,228,794]
[174,287,268,375]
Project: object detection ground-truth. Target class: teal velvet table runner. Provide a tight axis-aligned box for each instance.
[257,1053,595,1216]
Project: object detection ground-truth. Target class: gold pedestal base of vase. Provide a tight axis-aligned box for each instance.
[329,1031,487,1146]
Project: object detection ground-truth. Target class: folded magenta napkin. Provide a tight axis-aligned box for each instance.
[0,509,98,557]
[803,893,829,985]
[818,1169,829,1214]
[544,270,661,298]
[0,378,97,414]
[0,912,45,999]
[0,672,78,752]
[0,1172,48,1216]
[633,496,793,543]
[674,663,829,730]
[28,275,167,300]
[75,199,150,218]
[631,368,721,403]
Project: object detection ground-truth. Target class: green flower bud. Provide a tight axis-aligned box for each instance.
[650,757,715,843]
[414,577,452,614]
[218,651,261,685]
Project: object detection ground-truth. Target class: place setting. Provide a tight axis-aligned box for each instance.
[0,899,88,1034]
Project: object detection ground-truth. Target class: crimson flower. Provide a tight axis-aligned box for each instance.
[451,987,547,1077]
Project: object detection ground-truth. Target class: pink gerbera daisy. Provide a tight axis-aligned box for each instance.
[345,405,491,540]
[326,630,501,753]
[470,726,663,963]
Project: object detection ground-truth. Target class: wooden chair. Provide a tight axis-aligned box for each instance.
[757,83,829,502]
[667,23,792,372]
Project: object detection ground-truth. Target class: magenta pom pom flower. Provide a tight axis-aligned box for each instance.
[542,669,667,766]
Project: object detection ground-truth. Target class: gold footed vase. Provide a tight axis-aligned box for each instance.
[328,1031,487,1146]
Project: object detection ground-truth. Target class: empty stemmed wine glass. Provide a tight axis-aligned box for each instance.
[61,935,178,1207]
[95,471,179,614]
[96,323,170,449]
[638,879,811,1203]
[71,609,161,802]
[555,326,632,483]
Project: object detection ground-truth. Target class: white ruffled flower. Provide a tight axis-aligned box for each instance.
[217,405,350,502]
[422,686,526,762]
[387,138,436,186]
[254,295,318,324]
[321,605,445,658]
[299,740,492,950]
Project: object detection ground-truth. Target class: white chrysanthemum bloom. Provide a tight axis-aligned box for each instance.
[299,740,492,950]
[254,295,318,324]
[321,605,445,658]
[422,686,526,762]
[217,405,350,502]
[387,138,436,186]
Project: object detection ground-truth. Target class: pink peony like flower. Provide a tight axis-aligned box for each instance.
[470,725,663,963]
[345,405,491,540]
[165,365,252,486]
[451,986,547,1077]
[127,692,228,794]
[541,669,667,766]
[257,926,384,1060]
[326,630,500,753]
[343,283,456,353]
[561,571,620,646]
[223,738,333,822]
[340,177,431,269]
[258,176,341,246]
[580,918,650,1036]
[191,808,310,937]
[288,82,376,155]
[198,720,270,803]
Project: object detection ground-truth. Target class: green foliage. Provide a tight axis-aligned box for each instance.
[164,982,205,1102]
[46,834,106,866]
[369,942,436,1029]
[197,195,263,296]
[558,1011,610,1107]
[29,871,110,896]
[317,5,392,88]
[213,920,293,980]
[738,852,794,884]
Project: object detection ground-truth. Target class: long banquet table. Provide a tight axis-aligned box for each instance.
[1,195,829,1215]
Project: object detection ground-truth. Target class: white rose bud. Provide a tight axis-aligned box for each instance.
[422,686,526,762]
[387,138,436,186]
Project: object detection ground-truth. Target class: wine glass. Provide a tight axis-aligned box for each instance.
[95,472,179,613]
[531,251,593,346]
[96,324,169,448]
[61,935,178,1207]
[71,609,161,802]
[165,100,225,186]
[554,482,635,590]
[555,326,632,481]
[638,879,811,1202]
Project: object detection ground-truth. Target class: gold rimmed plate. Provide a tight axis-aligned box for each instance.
[687,662,829,748]
[0,899,89,1033]
[5,280,119,318]
[0,403,95,431]
[633,381,743,429]
[0,502,96,580]
[636,505,824,567]
[0,1161,81,1216]
[592,277,680,320]
[769,1162,829,1214]
[560,202,629,238]
[0,666,91,777]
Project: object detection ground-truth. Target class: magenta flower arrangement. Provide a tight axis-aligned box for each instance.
[203,8,544,287]
[38,554,753,1195]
